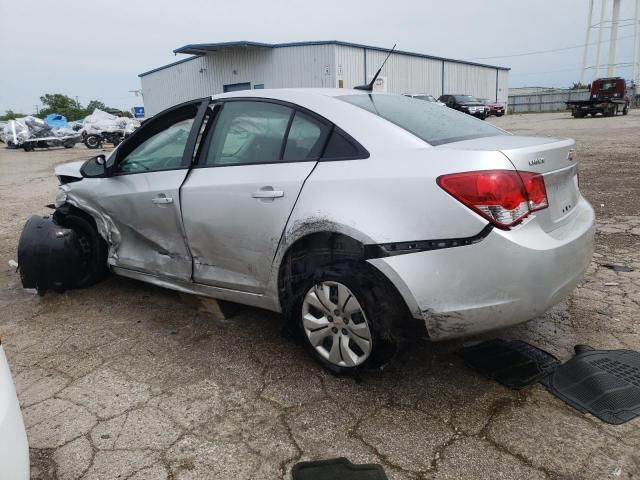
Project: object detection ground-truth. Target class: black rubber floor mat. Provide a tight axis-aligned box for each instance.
[459,339,560,389]
[292,458,388,480]
[543,347,640,425]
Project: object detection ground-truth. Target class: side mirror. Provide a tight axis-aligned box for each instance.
[80,155,110,178]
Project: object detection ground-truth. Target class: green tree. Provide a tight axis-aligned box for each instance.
[570,82,589,90]
[84,100,107,114]
[38,93,84,120]
[0,110,28,120]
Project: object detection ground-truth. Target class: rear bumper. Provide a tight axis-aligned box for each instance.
[368,197,595,340]
[0,346,29,480]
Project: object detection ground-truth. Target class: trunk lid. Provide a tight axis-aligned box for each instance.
[440,136,579,232]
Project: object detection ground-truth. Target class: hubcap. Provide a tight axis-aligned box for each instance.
[301,281,373,367]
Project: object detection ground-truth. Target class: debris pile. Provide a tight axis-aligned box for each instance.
[81,109,139,136]
[2,115,81,150]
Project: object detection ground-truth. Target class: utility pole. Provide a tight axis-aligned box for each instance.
[607,0,621,77]
[634,0,640,87]
[581,0,595,84]
[594,0,607,78]
[34,104,39,115]
[74,96,80,109]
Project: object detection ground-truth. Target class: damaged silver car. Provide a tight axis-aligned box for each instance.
[18,89,595,372]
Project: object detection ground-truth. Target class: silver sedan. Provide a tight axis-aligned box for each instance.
[22,89,595,373]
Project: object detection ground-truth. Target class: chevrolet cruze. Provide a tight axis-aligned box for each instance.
[20,89,595,373]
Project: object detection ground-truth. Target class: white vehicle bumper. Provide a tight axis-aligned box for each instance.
[369,197,595,340]
[0,345,29,480]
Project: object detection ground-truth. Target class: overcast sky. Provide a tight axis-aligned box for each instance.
[0,0,637,114]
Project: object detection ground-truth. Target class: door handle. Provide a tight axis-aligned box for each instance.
[152,194,173,205]
[251,188,284,199]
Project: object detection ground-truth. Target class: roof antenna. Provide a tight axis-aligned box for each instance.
[354,43,396,91]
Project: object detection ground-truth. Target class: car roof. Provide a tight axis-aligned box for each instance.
[211,88,376,101]
[211,88,428,151]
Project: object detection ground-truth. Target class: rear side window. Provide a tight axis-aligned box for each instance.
[340,94,506,146]
[322,129,362,159]
[204,101,292,166]
[283,111,330,161]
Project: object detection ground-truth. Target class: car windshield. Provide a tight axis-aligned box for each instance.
[339,94,505,146]
[597,82,616,91]
[454,95,479,103]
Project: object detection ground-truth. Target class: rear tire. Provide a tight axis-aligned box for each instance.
[54,212,108,288]
[84,134,101,149]
[289,262,400,374]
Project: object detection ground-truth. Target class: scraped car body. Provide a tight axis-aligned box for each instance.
[43,89,593,343]
[0,343,30,479]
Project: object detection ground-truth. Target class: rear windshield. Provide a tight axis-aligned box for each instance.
[339,94,505,146]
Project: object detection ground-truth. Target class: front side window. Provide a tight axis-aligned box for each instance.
[339,94,505,146]
[205,101,292,166]
[117,118,194,174]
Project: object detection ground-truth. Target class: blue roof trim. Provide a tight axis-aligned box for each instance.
[138,55,201,77]
[140,40,510,77]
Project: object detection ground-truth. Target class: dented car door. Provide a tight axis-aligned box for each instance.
[91,100,207,280]
[181,100,330,293]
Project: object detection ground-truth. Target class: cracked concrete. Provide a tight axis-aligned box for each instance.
[1,110,639,479]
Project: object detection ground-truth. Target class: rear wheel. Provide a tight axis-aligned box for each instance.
[292,262,399,374]
[54,213,108,288]
[84,134,101,149]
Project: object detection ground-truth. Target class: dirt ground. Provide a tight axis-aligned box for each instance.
[0,110,639,480]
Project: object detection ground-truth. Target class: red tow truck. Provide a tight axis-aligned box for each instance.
[566,77,630,118]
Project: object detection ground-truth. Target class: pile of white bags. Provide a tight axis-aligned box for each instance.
[81,109,139,135]
[2,118,30,146]
[1,116,81,147]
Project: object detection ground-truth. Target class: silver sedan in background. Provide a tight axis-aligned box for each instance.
[22,89,595,373]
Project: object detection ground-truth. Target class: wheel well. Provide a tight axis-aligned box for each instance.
[277,232,413,327]
[53,205,108,250]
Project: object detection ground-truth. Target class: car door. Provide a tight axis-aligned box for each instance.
[181,99,331,293]
[95,99,209,280]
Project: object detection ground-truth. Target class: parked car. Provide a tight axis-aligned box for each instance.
[403,94,445,105]
[477,98,505,117]
[19,90,594,373]
[0,339,30,479]
[439,94,489,119]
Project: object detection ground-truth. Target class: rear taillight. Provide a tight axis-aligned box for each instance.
[437,170,548,229]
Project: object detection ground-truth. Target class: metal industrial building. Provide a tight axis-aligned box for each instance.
[139,40,510,116]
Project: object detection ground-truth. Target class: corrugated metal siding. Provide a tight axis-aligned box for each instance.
[270,45,335,88]
[443,63,497,101]
[140,56,210,116]
[141,45,334,115]
[365,50,443,96]
[508,89,590,113]
[497,69,509,103]
[141,44,508,116]
[335,45,365,89]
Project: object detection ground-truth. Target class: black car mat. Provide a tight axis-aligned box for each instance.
[292,458,388,480]
[458,338,560,389]
[542,346,640,425]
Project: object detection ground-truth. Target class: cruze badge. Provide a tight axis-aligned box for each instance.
[529,157,545,166]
